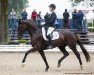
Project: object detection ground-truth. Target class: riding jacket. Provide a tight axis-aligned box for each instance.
[45,12,57,27]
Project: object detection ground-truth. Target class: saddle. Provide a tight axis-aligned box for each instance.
[42,27,59,41]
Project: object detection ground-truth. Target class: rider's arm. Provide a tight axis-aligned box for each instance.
[45,13,56,24]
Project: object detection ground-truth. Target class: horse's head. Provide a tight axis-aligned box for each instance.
[18,20,28,39]
[18,20,38,39]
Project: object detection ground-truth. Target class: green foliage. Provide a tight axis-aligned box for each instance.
[70,0,82,7]
[70,0,94,7]
[88,28,94,32]
[88,20,94,27]
[88,21,94,32]
[18,39,27,43]
[93,19,94,27]
[8,0,29,14]
[88,22,92,27]
[74,0,81,3]
[70,0,82,3]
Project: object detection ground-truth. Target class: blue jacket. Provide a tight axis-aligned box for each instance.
[78,11,84,21]
[72,12,78,20]
[21,11,28,20]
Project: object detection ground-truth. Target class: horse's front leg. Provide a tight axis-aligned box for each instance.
[22,46,37,63]
[38,50,49,71]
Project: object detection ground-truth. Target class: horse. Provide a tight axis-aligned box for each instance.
[18,20,90,71]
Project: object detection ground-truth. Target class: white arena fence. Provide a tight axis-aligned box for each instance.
[0,45,94,52]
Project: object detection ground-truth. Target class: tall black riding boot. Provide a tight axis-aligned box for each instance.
[47,35,53,49]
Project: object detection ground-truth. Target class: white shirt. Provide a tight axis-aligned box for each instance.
[9,11,17,19]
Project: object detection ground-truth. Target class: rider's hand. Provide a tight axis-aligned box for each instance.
[41,22,45,25]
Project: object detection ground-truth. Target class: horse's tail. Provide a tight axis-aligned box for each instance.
[75,34,90,62]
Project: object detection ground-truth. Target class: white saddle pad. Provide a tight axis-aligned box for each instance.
[42,27,59,41]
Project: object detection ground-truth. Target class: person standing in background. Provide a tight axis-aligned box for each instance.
[31,9,37,23]
[37,11,42,25]
[21,9,28,20]
[72,9,78,29]
[78,10,84,31]
[9,9,17,30]
[63,9,69,29]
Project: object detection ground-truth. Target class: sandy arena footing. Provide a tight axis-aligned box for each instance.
[0,52,93,75]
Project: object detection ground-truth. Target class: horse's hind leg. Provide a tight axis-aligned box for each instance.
[68,44,83,69]
[58,45,69,68]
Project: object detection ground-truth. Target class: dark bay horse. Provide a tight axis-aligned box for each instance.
[18,20,90,71]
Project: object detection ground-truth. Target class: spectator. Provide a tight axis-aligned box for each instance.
[72,9,78,29]
[31,9,37,23]
[37,11,42,25]
[77,10,84,31]
[9,9,17,30]
[21,9,28,20]
[63,9,69,29]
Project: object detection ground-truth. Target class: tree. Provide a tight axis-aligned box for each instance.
[8,0,28,15]
[0,0,28,44]
[71,0,81,3]
[70,0,94,7]
[0,0,8,44]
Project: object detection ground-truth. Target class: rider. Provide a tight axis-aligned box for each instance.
[45,4,57,48]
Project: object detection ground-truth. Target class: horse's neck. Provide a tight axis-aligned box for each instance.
[27,26,40,41]
[27,22,42,40]
[27,29,35,38]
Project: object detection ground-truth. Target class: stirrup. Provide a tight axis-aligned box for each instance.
[48,45,53,49]
[46,42,53,49]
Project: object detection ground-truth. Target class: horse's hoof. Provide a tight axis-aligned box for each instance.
[58,60,61,68]
[88,59,90,63]
[22,59,25,63]
[58,63,61,68]
[45,67,49,72]
[22,63,25,68]
[80,65,83,70]
[45,69,48,72]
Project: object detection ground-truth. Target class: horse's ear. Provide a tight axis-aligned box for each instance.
[18,20,23,25]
